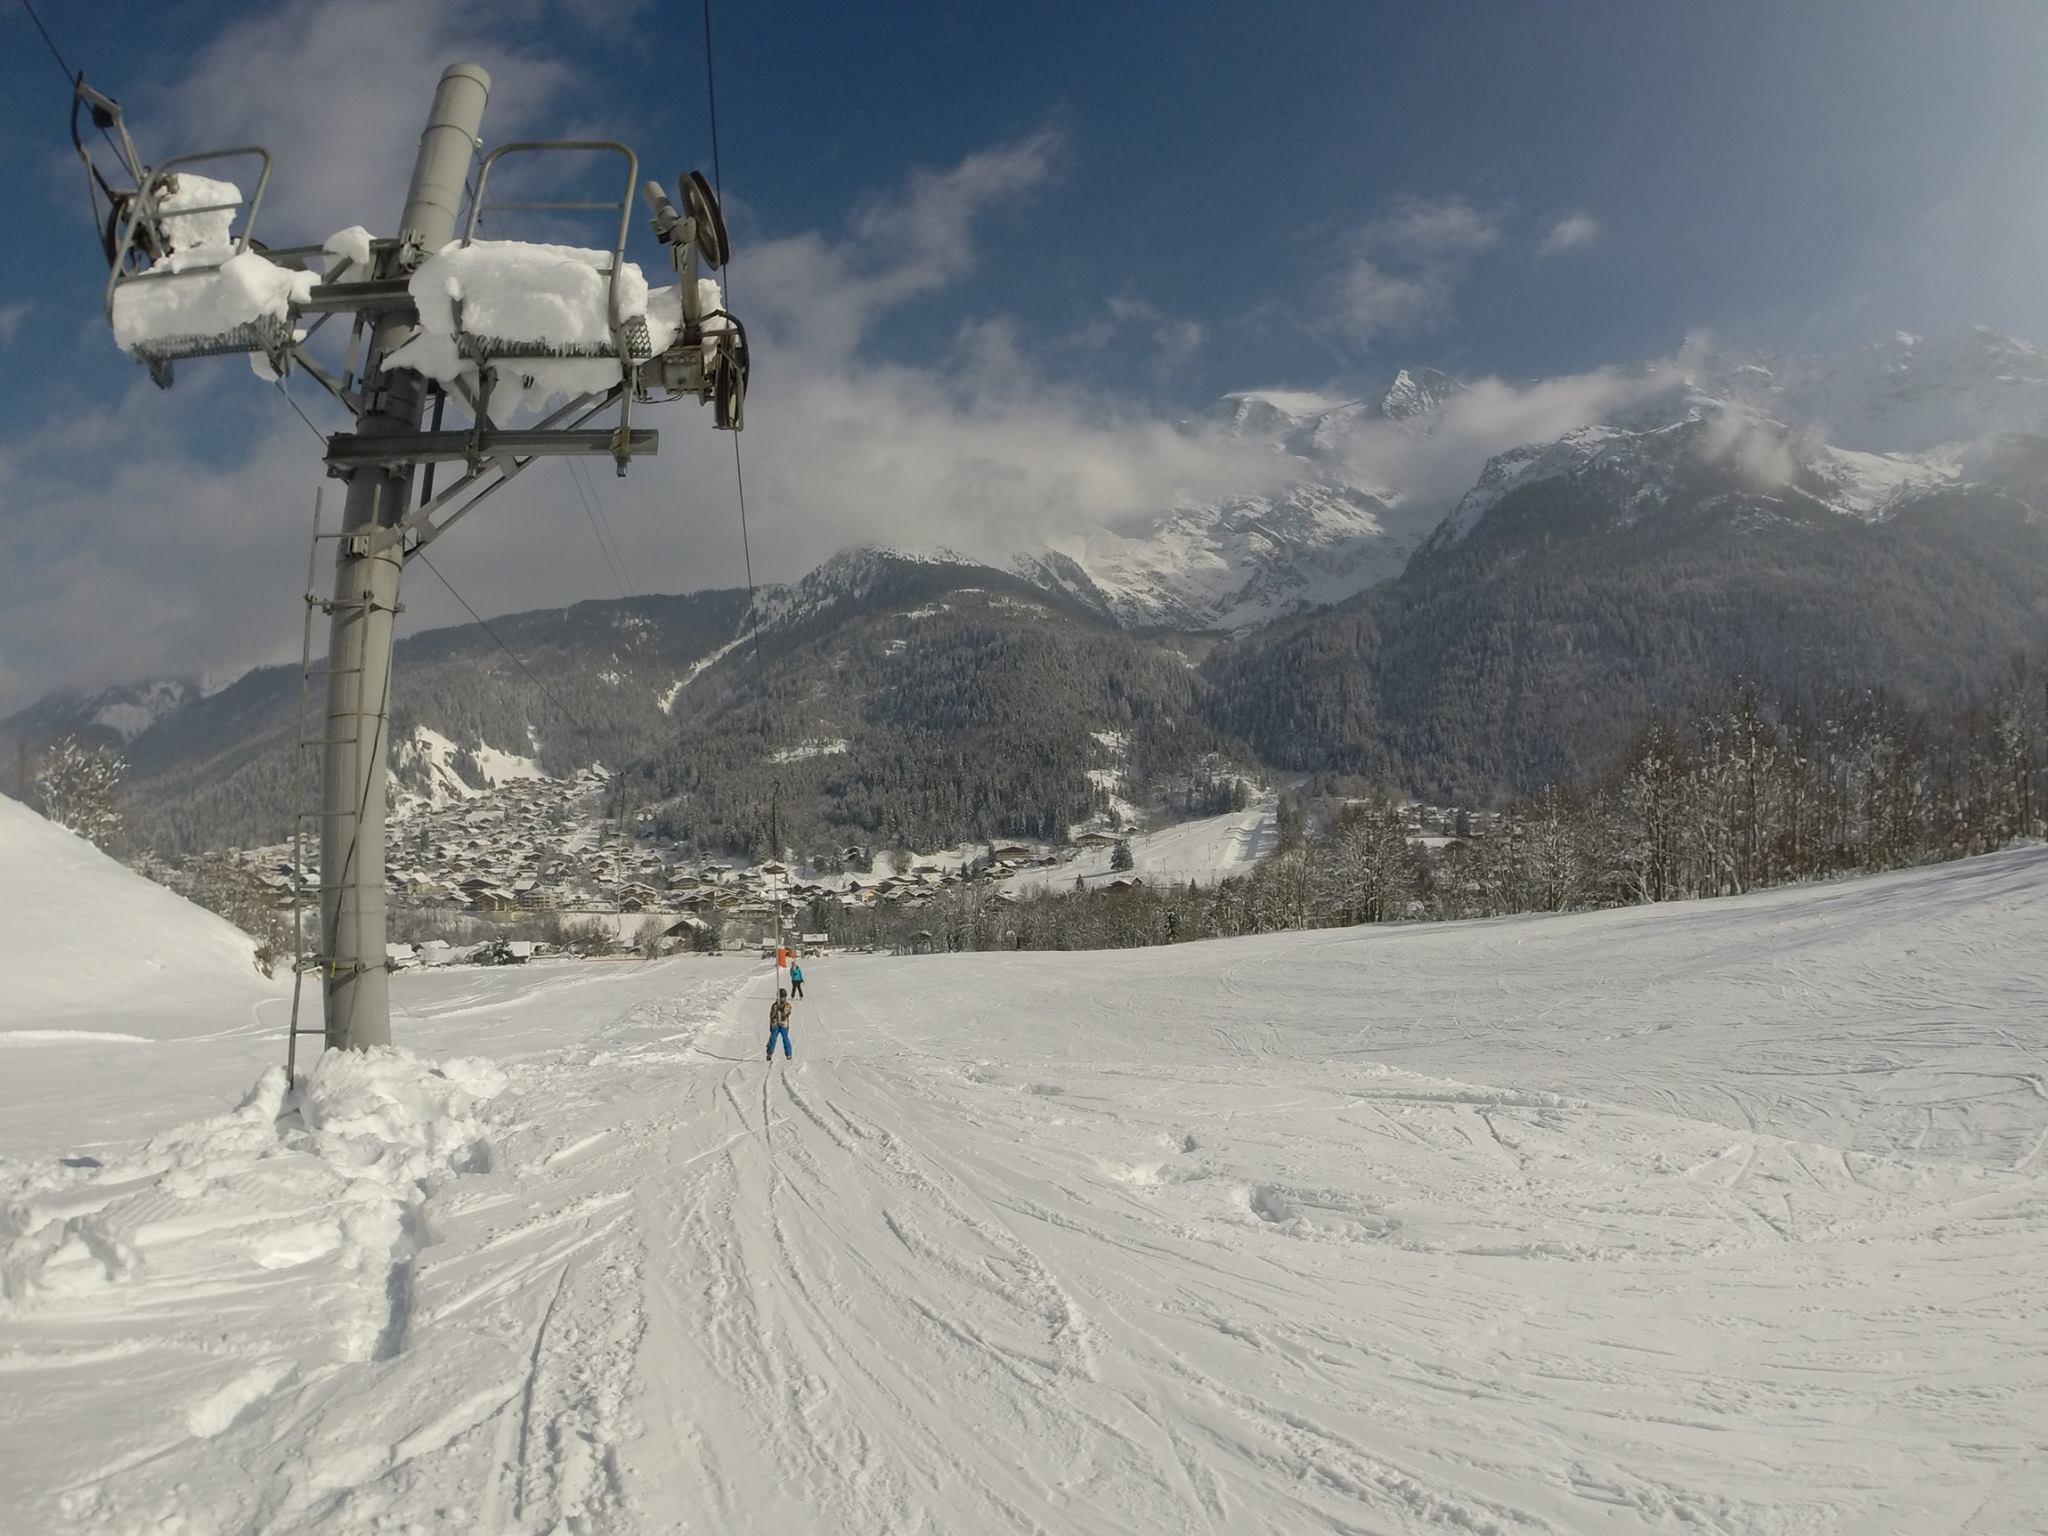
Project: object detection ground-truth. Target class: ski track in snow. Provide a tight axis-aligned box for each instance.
[4,851,2048,1532]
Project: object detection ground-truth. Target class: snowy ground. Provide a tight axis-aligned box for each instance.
[4,849,2047,1533]
[1006,796,1280,894]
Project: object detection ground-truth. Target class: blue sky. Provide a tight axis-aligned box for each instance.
[2,0,2045,709]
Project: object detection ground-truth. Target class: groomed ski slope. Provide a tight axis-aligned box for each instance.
[1006,795,1280,894]
[4,850,2046,1533]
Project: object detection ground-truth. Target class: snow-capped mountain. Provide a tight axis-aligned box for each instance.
[1007,336,2047,630]
[1426,332,2048,553]
[10,332,2044,858]
[741,545,995,636]
[0,677,203,770]
[1013,370,1468,631]
[1692,329,2048,453]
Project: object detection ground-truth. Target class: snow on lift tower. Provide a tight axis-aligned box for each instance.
[67,67,749,1057]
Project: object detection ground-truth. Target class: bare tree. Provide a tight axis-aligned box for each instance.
[32,736,127,853]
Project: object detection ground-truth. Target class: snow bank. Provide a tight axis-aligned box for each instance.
[0,793,271,1031]
[769,738,849,763]
[2,1049,504,1359]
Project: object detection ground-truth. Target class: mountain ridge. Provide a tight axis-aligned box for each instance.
[8,330,2047,856]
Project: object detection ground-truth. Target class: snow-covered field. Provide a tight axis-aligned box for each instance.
[1009,796,1279,893]
[4,825,2046,1533]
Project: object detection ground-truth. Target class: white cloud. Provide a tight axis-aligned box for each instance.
[0,119,1284,714]
[1326,364,1677,508]
[1538,212,1602,257]
[1328,196,1502,345]
[744,132,1061,365]
[0,24,1670,722]
[158,0,578,241]
[1361,197,1502,261]
[1061,296,1208,374]
[0,377,335,714]
[1333,259,1442,342]
[0,303,28,346]
[1699,402,1799,487]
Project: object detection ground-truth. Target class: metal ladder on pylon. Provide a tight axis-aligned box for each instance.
[285,488,403,1078]
[285,494,327,1080]
[283,490,367,1080]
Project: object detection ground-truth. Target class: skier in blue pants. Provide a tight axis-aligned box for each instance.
[766,988,793,1061]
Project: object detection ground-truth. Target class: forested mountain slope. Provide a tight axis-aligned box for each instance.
[640,550,1234,853]
[12,333,2048,851]
[109,589,751,854]
[1209,425,2048,802]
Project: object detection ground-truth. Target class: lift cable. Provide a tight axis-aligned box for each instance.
[702,0,787,879]
[576,456,638,599]
[15,0,75,82]
[18,0,126,171]
[567,453,635,600]
[701,0,764,669]
[413,552,599,742]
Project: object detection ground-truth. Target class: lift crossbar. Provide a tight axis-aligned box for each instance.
[323,428,656,468]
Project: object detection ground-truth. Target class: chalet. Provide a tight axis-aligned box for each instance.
[989,843,1034,861]
[1074,831,1119,849]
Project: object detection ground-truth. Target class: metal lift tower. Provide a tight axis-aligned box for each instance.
[73,64,748,1062]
